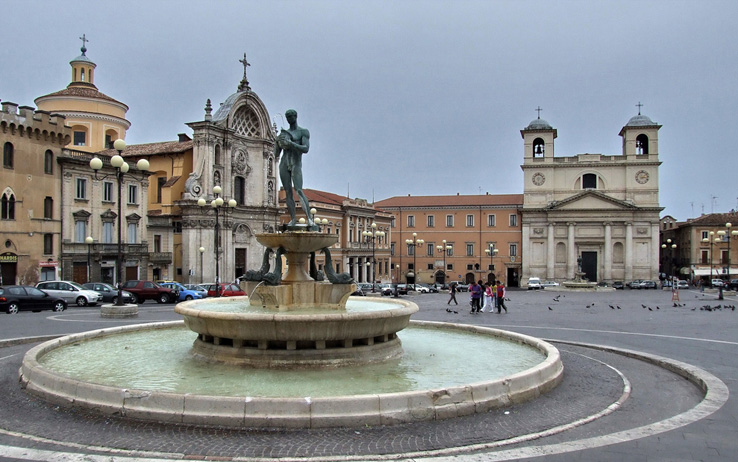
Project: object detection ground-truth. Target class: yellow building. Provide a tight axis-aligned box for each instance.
[1,102,72,284]
[374,194,523,287]
[35,39,130,152]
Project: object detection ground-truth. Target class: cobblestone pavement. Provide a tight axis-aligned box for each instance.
[0,287,736,461]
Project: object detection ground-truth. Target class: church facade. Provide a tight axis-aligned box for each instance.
[520,111,663,285]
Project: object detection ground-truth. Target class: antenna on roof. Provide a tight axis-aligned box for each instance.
[711,195,718,214]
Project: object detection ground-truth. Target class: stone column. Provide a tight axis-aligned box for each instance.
[651,222,661,281]
[625,222,633,281]
[547,223,555,280]
[567,222,576,279]
[522,223,531,280]
[604,222,612,282]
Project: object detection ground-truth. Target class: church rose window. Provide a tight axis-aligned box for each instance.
[232,107,261,137]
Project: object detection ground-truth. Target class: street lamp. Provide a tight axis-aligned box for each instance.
[89,139,149,306]
[717,222,738,295]
[362,223,385,292]
[85,236,94,283]
[485,244,499,284]
[198,246,205,284]
[404,232,424,290]
[198,186,237,297]
[702,231,719,288]
[436,239,452,286]
[661,239,677,283]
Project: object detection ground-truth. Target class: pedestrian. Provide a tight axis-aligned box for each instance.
[470,280,483,314]
[490,281,498,311]
[496,281,507,313]
[699,279,704,293]
[482,282,493,312]
[447,283,458,305]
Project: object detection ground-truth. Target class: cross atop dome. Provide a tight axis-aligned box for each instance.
[79,34,89,55]
[535,106,543,119]
[636,101,643,115]
[238,52,251,92]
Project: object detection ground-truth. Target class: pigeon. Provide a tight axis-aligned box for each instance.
[609,305,615,309]
[656,306,660,310]
[641,304,647,309]
[648,307,653,311]
[452,310,458,314]
[586,304,592,308]
[616,305,621,309]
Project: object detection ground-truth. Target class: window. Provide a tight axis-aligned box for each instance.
[447,244,454,256]
[157,177,166,203]
[509,214,518,227]
[467,264,474,271]
[3,142,13,168]
[408,244,415,256]
[447,263,453,271]
[74,220,87,243]
[701,250,709,265]
[427,263,434,270]
[488,214,496,227]
[426,243,434,256]
[128,185,138,204]
[44,150,54,174]
[390,243,395,256]
[427,215,435,227]
[154,235,162,253]
[510,243,518,257]
[105,134,113,149]
[76,178,87,199]
[407,215,415,227]
[701,231,709,240]
[582,173,597,189]
[636,134,649,155]
[234,176,245,205]
[408,263,414,271]
[466,214,474,227]
[466,243,474,256]
[391,217,396,228]
[103,181,114,202]
[172,221,182,234]
[43,234,53,255]
[44,197,53,219]
[446,215,454,227]
[722,250,729,265]
[1,193,15,220]
[127,223,137,244]
[73,131,86,146]
[533,138,545,158]
[103,222,114,243]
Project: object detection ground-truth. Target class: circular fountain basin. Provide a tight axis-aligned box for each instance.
[175,297,418,367]
[19,318,563,429]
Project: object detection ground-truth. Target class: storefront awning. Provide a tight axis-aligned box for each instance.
[691,268,736,277]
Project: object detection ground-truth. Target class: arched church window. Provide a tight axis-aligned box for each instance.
[533,138,545,158]
[232,107,261,137]
[1,192,16,220]
[214,145,222,165]
[80,68,85,82]
[635,134,649,155]
[234,176,245,205]
[582,173,597,189]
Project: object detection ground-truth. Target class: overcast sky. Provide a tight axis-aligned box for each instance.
[3,0,736,222]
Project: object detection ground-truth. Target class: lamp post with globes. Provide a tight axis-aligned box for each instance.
[716,222,738,298]
[702,231,718,288]
[85,236,94,283]
[436,239,451,286]
[198,186,236,297]
[485,244,499,284]
[661,239,677,285]
[404,233,424,290]
[198,246,205,284]
[89,139,149,307]
[362,223,385,292]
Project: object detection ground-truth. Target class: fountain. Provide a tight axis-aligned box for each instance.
[18,109,563,428]
[562,255,598,289]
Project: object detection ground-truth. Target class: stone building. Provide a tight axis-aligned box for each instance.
[0,102,71,284]
[520,110,663,285]
[374,194,523,287]
[279,188,393,284]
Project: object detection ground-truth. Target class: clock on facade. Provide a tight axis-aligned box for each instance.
[635,170,650,184]
[532,173,545,186]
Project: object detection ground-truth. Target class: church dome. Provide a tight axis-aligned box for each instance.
[525,118,554,130]
[625,114,656,127]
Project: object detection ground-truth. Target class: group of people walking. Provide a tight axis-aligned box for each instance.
[447,280,507,314]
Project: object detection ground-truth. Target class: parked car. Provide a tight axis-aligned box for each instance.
[36,280,101,307]
[527,277,542,290]
[626,280,643,289]
[351,287,366,296]
[712,279,724,288]
[160,282,204,301]
[677,280,689,290]
[356,282,374,294]
[82,282,135,304]
[415,284,430,293]
[184,284,209,298]
[612,281,625,290]
[540,280,560,288]
[729,279,738,290]
[418,283,439,293]
[379,284,394,296]
[203,283,245,297]
[1,285,67,314]
[120,280,178,304]
[638,280,658,289]
[455,284,469,292]
[394,284,409,295]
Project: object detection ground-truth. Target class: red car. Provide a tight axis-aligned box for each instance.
[204,283,245,297]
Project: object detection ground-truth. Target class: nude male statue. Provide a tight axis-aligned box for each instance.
[274,109,313,227]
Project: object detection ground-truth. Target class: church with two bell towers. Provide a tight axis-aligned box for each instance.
[520,106,663,285]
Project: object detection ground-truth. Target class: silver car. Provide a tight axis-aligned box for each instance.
[36,280,102,307]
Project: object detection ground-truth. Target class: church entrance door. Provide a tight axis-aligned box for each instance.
[581,251,598,282]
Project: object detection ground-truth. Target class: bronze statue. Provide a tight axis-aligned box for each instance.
[275,109,313,227]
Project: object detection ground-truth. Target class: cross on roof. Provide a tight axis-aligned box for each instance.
[79,33,89,54]
[636,101,643,115]
[238,53,251,92]
[535,106,543,119]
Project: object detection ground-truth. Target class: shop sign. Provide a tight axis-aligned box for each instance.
[0,253,18,263]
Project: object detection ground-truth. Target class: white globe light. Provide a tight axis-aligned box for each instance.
[85,236,94,244]
[215,197,224,207]
[211,200,217,208]
[321,218,328,225]
[213,185,222,195]
[310,208,317,215]
[120,162,130,173]
[113,139,126,151]
[89,157,103,170]
[137,159,150,171]
[228,199,237,208]
[197,198,206,207]
[110,155,124,168]
[199,246,205,253]
[299,218,306,224]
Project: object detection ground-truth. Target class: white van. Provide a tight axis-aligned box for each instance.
[527,277,542,290]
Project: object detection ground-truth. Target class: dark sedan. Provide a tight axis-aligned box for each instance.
[0,285,67,314]
[82,283,135,304]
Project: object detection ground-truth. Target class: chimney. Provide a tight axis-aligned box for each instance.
[178,133,191,142]
[1,101,19,114]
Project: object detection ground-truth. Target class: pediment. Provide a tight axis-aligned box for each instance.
[546,190,637,211]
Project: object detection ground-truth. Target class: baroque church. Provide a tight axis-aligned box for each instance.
[178,57,280,282]
[520,109,663,285]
